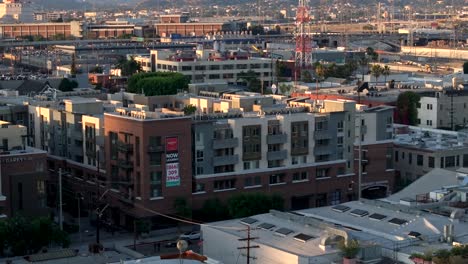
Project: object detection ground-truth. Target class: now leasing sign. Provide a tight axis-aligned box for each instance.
[165,137,180,187]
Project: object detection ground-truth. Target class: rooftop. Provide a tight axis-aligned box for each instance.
[207,212,338,258]
[394,124,468,151]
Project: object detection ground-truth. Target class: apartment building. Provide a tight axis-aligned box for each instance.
[103,107,193,228]
[355,105,395,198]
[0,120,48,217]
[394,124,468,183]
[148,46,274,86]
[28,98,104,163]
[191,98,358,210]
[417,89,468,130]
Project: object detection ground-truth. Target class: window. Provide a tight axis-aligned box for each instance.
[245,176,261,187]
[428,156,435,168]
[427,104,433,110]
[315,121,327,131]
[149,153,161,166]
[426,120,433,126]
[37,180,45,195]
[417,119,421,124]
[149,172,162,198]
[330,189,341,205]
[109,132,118,160]
[316,168,329,178]
[196,167,204,175]
[292,156,298,165]
[269,173,285,184]
[243,161,250,170]
[386,147,393,169]
[337,121,344,132]
[293,171,308,182]
[337,137,343,147]
[417,154,423,166]
[445,156,455,167]
[408,153,412,164]
[196,150,204,162]
[440,157,445,168]
[214,179,236,190]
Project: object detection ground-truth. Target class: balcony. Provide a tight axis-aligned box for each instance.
[213,138,239,149]
[314,130,332,140]
[290,147,308,156]
[118,159,134,170]
[119,195,134,206]
[267,133,287,144]
[314,146,333,155]
[213,154,239,166]
[147,145,164,153]
[267,150,287,161]
[118,142,133,153]
[119,178,133,186]
[85,148,96,157]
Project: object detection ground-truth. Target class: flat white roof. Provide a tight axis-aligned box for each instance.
[205,212,337,257]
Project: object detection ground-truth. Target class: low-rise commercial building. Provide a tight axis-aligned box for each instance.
[394,124,468,182]
[0,21,83,39]
[148,46,274,87]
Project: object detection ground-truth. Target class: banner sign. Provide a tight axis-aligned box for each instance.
[165,137,180,187]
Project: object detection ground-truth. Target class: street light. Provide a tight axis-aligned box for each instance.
[76,193,84,243]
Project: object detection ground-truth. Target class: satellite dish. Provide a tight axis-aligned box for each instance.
[271,84,277,94]
[177,240,188,252]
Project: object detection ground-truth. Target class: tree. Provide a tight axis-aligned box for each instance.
[199,198,229,222]
[227,193,284,218]
[127,72,189,95]
[238,70,262,93]
[58,78,78,91]
[0,216,70,256]
[174,197,192,219]
[301,70,313,83]
[249,25,265,35]
[115,56,142,76]
[70,53,77,76]
[275,60,291,81]
[359,57,369,81]
[183,104,197,116]
[366,47,378,61]
[463,61,468,74]
[279,83,293,95]
[382,65,391,83]
[370,64,383,83]
[396,91,420,126]
[338,239,360,260]
[89,66,103,74]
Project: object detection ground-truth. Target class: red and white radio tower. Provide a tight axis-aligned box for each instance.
[295,0,312,78]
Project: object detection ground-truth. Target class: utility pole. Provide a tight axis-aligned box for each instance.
[59,168,63,231]
[96,150,101,246]
[238,226,259,264]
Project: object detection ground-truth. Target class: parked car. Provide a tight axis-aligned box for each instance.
[179,231,201,240]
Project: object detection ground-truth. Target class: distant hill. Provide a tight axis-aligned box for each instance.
[31,0,90,10]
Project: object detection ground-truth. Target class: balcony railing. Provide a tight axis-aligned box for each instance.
[213,138,239,149]
[118,159,133,169]
[267,150,287,161]
[267,133,287,144]
[147,145,164,153]
[314,130,332,140]
[213,154,239,166]
[118,142,133,153]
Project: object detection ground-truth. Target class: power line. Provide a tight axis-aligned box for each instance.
[59,173,246,231]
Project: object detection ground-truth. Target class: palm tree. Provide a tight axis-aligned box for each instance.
[382,65,391,84]
[359,57,369,81]
[370,64,383,84]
